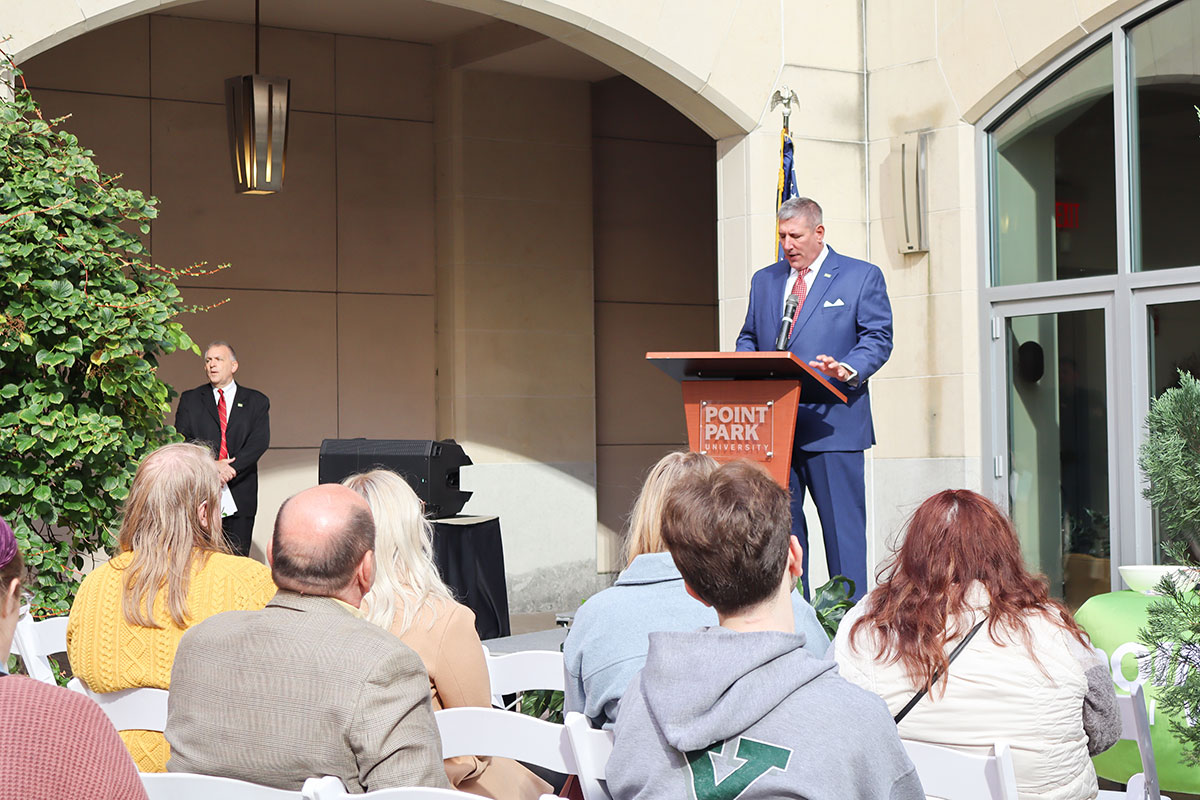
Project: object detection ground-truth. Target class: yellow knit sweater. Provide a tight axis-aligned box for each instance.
[66,550,276,772]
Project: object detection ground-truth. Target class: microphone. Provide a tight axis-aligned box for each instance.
[775,294,800,351]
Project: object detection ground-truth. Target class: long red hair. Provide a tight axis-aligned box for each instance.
[850,489,1089,693]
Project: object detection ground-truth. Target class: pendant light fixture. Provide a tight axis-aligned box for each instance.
[224,0,290,194]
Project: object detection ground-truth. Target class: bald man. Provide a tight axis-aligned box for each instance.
[165,485,449,793]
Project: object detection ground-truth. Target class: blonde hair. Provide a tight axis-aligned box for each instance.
[117,442,228,628]
[624,451,718,567]
[342,469,453,634]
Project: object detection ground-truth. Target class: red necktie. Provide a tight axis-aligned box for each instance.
[217,389,229,460]
[789,266,811,318]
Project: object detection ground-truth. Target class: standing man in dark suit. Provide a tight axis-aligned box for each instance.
[736,197,893,600]
[174,341,270,557]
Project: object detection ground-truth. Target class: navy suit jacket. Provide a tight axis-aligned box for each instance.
[174,384,271,517]
[736,246,892,452]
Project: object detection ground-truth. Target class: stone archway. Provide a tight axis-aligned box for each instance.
[7,0,754,138]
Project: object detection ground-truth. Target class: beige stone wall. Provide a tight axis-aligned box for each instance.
[591,77,717,572]
[434,64,604,609]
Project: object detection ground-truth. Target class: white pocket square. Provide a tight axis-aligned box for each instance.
[824,298,845,308]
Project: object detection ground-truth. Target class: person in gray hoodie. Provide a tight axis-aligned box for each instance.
[608,461,923,800]
[564,451,828,730]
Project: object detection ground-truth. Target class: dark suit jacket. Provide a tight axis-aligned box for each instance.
[736,246,893,452]
[165,591,449,792]
[174,383,270,517]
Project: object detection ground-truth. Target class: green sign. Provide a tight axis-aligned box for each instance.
[1076,590,1200,793]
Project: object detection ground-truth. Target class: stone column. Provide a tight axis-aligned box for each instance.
[434,57,601,612]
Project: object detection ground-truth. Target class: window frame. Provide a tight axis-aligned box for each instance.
[977,0,1200,584]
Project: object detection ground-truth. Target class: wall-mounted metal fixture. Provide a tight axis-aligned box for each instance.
[225,0,290,194]
[895,130,930,253]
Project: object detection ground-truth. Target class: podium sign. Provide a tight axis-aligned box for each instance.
[648,351,845,488]
[682,381,801,485]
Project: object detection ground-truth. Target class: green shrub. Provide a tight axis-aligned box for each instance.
[0,61,208,625]
[1139,370,1200,763]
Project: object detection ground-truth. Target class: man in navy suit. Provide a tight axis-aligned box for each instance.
[174,341,271,556]
[736,198,892,599]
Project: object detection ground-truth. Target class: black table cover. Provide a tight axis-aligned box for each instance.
[431,515,511,640]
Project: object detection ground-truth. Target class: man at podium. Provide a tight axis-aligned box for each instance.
[736,197,893,600]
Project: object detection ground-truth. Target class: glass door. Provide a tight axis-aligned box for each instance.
[1131,283,1200,563]
[995,302,1112,607]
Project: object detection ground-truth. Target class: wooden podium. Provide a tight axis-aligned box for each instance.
[646,351,847,487]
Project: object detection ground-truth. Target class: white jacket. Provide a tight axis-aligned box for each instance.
[833,584,1110,800]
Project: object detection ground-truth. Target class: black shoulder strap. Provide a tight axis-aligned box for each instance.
[893,617,987,724]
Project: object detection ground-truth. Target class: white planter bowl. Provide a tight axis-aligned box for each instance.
[1119,564,1198,594]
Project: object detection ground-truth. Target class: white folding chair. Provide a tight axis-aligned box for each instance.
[902,740,1019,800]
[8,609,69,684]
[483,647,565,710]
[142,773,303,799]
[300,775,476,800]
[67,677,169,734]
[485,648,566,693]
[564,711,614,800]
[1097,683,1169,800]
[435,706,576,775]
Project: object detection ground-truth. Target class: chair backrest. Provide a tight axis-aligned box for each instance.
[67,677,169,733]
[9,611,69,684]
[1116,684,1162,800]
[485,649,566,696]
[142,773,303,800]
[299,775,473,800]
[435,707,575,775]
[564,711,614,800]
[902,740,1019,800]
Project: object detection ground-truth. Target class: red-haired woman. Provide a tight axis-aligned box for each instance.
[832,489,1119,800]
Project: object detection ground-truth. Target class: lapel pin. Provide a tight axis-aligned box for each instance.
[824,273,832,278]
[237,403,243,408]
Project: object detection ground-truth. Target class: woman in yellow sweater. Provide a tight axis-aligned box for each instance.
[343,469,550,800]
[67,442,276,772]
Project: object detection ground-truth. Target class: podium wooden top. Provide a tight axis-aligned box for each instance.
[646,351,847,404]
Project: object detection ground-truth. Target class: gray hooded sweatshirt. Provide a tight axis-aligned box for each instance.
[608,627,924,800]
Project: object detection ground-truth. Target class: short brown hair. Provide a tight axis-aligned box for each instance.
[660,460,792,614]
[271,497,375,594]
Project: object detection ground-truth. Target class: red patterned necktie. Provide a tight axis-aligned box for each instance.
[217,389,229,460]
[789,266,811,317]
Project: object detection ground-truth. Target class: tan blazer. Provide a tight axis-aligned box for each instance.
[166,591,449,793]
[396,598,550,800]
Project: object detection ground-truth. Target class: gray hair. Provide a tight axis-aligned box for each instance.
[777,197,823,228]
[206,341,238,361]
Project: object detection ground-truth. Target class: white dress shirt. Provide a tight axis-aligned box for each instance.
[778,245,860,386]
[780,244,830,313]
[212,381,238,413]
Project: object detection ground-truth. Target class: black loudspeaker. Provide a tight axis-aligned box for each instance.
[318,439,474,518]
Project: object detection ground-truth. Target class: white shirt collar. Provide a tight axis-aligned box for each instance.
[791,244,829,278]
[212,380,238,406]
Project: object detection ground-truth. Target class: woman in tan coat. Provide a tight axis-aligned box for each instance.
[343,469,549,800]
